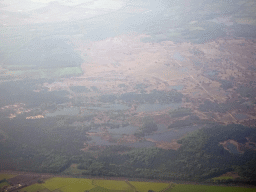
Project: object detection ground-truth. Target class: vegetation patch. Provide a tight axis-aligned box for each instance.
[60,179,95,192]
[0,173,16,180]
[129,181,169,192]
[93,179,132,191]
[43,178,71,191]
[43,177,94,192]
[169,108,192,118]
[89,186,113,192]
[212,176,234,182]
[0,182,9,188]
[168,184,256,192]
[21,183,46,192]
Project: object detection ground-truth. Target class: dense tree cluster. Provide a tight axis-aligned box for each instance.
[0,115,256,183]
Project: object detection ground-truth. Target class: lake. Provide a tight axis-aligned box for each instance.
[136,103,181,112]
[173,52,185,61]
[170,85,184,90]
[123,141,156,148]
[108,125,139,135]
[45,107,80,117]
[234,113,248,120]
[88,135,116,146]
[226,142,241,154]
[146,125,201,142]
[87,104,130,111]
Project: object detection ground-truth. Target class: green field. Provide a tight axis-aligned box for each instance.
[22,183,46,192]
[43,177,94,192]
[0,182,9,188]
[212,176,234,182]
[166,184,256,192]
[93,179,132,191]
[2,176,255,192]
[129,181,170,192]
[0,173,16,180]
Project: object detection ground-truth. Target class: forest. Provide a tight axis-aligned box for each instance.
[0,117,256,184]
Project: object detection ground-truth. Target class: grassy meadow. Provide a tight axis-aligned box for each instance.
[0,174,255,192]
[166,184,256,192]
[129,181,170,192]
[0,173,16,180]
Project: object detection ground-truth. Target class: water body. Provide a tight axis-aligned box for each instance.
[87,104,130,111]
[178,67,188,73]
[156,124,168,132]
[88,135,155,148]
[234,113,248,120]
[206,70,218,76]
[136,103,181,112]
[170,85,184,90]
[88,136,116,146]
[108,125,139,135]
[226,142,241,154]
[123,141,156,148]
[45,107,80,117]
[173,52,185,61]
[145,125,201,142]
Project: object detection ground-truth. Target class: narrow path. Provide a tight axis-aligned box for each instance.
[125,180,137,192]
[161,182,174,192]
[173,60,237,123]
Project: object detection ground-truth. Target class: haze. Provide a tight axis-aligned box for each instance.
[0,0,256,191]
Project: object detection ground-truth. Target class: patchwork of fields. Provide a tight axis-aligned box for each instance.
[0,174,255,192]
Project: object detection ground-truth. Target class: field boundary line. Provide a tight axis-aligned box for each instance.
[125,180,136,192]
[161,182,174,192]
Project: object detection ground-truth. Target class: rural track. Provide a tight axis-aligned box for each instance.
[173,59,237,123]
[125,180,137,192]
[161,182,174,192]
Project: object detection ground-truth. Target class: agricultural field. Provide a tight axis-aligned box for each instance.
[92,180,132,191]
[166,184,256,192]
[21,183,46,192]
[4,177,255,192]
[129,181,170,192]
[16,177,171,192]
[1,0,256,189]
[0,182,9,188]
[211,176,234,182]
[0,174,16,189]
[0,173,16,180]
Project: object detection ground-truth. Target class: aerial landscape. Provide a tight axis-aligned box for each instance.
[0,0,256,191]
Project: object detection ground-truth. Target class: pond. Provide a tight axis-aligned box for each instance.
[87,104,130,111]
[108,125,139,135]
[145,125,201,142]
[178,67,188,73]
[136,103,181,112]
[88,136,116,146]
[156,124,168,132]
[226,142,241,154]
[45,107,80,117]
[173,52,185,61]
[88,135,155,148]
[234,113,248,120]
[123,141,156,148]
[206,70,218,76]
[170,85,184,90]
